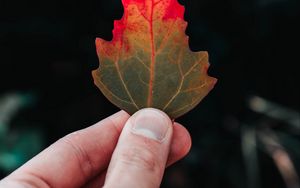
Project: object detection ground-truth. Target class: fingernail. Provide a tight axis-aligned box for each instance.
[131,108,171,142]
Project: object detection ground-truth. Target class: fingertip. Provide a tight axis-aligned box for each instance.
[100,110,130,132]
[107,110,130,123]
[174,122,192,155]
[167,122,192,166]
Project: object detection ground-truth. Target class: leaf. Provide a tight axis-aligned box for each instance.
[92,0,217,119]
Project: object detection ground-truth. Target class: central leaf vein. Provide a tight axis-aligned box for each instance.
[147,0,156,107]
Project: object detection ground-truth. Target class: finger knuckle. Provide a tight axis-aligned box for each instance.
[58,132,94,178]
[119,146,158,171]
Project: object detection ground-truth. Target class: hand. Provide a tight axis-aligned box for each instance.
[0,108,191,188]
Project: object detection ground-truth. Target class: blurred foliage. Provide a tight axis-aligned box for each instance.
[163,96,300,188]
[0,0,299,187]
[0,93,43,173]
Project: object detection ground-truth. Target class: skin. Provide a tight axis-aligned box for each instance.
[0,108,191,188]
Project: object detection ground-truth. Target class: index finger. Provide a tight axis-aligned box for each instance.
[6,111,130,188]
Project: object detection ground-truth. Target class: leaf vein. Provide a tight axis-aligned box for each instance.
[162,53,206,111]
[97,78,133,105]
[181,82,207,93]
[154,0,163,6]
[135,56,151,71]
[156,19,177,54]
[162,47,184,110]
[114,40,140,110]
[169,97,200,116]
[183,55,205,77]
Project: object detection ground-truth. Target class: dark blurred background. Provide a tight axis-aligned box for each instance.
[0,0,299,187]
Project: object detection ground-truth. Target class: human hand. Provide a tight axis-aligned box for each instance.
[0,108,191,188]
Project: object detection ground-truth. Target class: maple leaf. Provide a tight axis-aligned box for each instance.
[92,0,217,119]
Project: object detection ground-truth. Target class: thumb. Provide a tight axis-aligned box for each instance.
[104,108,173,188]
